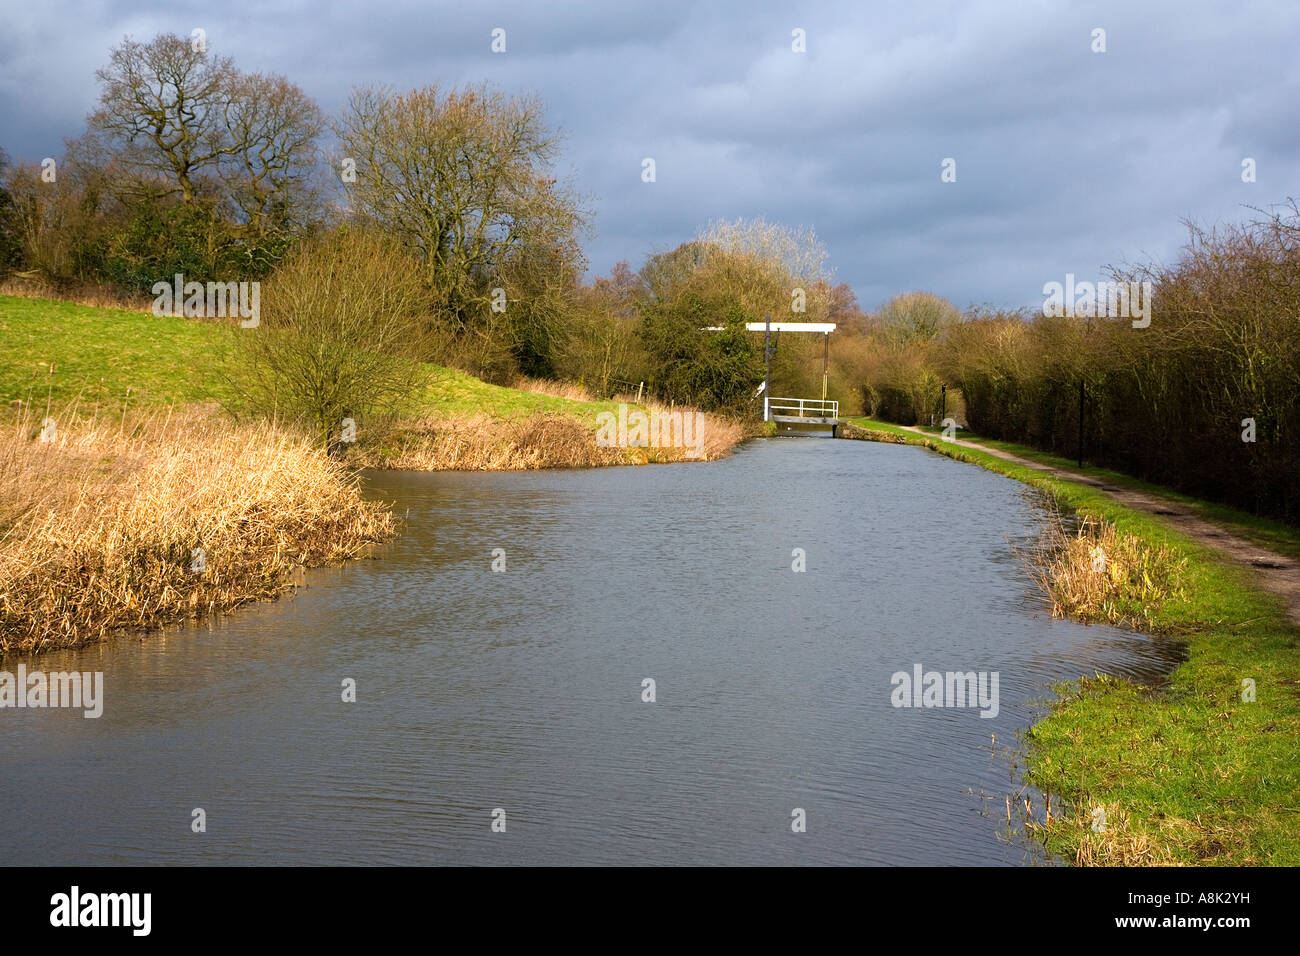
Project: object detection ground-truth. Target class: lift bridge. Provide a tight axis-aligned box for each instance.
[750,319,839,437]
[702,318,840,434]
[703,318,839,434]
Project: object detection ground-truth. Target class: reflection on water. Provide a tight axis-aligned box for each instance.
[0,438,1183,864]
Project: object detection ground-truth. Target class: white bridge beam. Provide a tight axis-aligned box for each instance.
[701,322,837,332]
[745,322,835,333]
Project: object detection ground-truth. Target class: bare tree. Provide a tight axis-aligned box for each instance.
[219,72,325,237]
[556,262,649,395]
[88,32,324,237]
[89,34,238,202]
[334,83,586,332]
[1,155,112,282]
[698,217,832,286]
[228,228,434,451]
[877,291,961,345]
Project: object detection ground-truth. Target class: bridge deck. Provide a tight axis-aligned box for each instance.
[771,415,839,425]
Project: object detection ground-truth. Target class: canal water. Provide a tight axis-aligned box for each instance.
[0,438,1183,864]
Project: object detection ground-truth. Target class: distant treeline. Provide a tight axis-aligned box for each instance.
[908,207,1298,522]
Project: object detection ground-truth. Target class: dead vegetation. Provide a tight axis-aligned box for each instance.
[1025,802,1185,867]
[1028,514,1189,629]
[347,405,744,470]
[0,404,395,656]
[0,276,155,313]
[511,377,595,402]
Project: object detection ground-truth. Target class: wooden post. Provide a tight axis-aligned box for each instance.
[822,331,830,401]
[763,315,772,422]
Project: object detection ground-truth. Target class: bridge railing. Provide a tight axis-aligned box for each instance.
[769,397,839,419]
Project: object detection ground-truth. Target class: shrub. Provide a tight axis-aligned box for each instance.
[227,228,434,450]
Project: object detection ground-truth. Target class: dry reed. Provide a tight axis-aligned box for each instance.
[1028,514,1188,629]
[510,377,595,402]
[0,404,395,656]
[350,404,744,470]
[0,276,155,313]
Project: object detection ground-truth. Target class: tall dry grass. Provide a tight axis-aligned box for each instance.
[0,405,395,656]
[351,404,745,470]
[360,412,625,470]
[0,276,155,313]
[625,399,746,463]
[511,377,594,402]
[1029,514,1188,629]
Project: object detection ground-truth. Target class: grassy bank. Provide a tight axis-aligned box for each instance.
[0,294,745,468]
[845,416,1300,865]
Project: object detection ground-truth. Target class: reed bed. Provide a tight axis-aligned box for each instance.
[354,405,745,470]
[1028,514,1189,629]
[635,400,745,463]
[360,412,625,470]
[0,405,395,656]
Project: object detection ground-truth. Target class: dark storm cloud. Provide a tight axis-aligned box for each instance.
[1,0,1296,310]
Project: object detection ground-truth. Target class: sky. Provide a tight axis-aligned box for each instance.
[1,0,1297,311]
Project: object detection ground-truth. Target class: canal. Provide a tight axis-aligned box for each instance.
[0,438,1183,864]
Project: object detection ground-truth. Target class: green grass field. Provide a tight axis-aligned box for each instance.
[848,415,1300,864]
[0,295,238,409]
[0,294,620,424]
